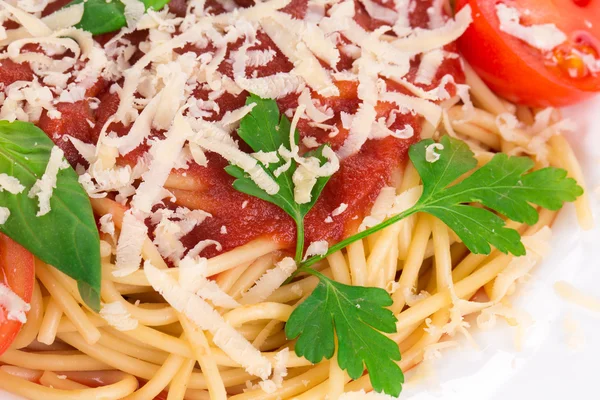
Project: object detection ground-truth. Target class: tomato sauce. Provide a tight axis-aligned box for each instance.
[18,0,464,259]
[0,59,33,87]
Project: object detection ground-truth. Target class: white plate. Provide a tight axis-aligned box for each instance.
[402,96,600,400]
[1,100,599,400]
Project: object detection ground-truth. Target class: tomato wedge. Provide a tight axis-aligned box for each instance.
[0,233,35,355]
[457,0,600,107]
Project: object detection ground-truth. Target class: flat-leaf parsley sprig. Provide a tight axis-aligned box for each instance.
[225,94,337,263]
[228,94,584,396]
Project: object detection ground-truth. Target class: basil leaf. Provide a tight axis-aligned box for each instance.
[64,0,171,35]
[0,121,101,311]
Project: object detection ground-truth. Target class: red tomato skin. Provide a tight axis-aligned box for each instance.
[0,233,35,355]
[457,0,599,107]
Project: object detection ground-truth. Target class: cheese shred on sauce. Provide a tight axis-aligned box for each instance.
[27,146,69,216]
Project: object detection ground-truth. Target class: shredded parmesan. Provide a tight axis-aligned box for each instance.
[260,348,289,393]
[144,261,272,379]
[0,282,30,323]
[99,214,116,239]
[496,4,566,51]
[331,203,348,217]
[28,146,69,216]
[359,186,396,231]
[114,210,147,277]
[241,257,297,304]
[0,207,9,224]
[554,281,600,313]
[425,143,444,163]
[415,49,445,85]
[99,302,138,331]
[131,112,192,213]
[303,240,329,260]
[179,256,240,308]
[0,174,25,194]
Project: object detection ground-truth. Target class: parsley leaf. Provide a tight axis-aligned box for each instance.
[285,271,403,396]
[409,136,583,255]
[304,135,584,268]
[226,94,583,398]
[225,94,333,262]
[63,0,171,35]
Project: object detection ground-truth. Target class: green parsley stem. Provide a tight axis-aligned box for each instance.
[295,217,305,265]
[296,207,419,275]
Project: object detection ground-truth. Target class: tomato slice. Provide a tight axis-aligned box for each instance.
[457,0,600,107]
[0,233,35,355]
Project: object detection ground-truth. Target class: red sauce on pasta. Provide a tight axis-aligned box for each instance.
[12,0,464,259]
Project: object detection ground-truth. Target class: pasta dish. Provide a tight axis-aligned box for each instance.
[0,0,596,398]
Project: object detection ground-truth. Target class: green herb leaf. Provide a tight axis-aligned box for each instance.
[64,0,171,35]
[227,93,583,398]
[225,94,334,262]
[0,121,101,310]
[303,135,583,268]
[285,272,403,396]
[408,135,583,255]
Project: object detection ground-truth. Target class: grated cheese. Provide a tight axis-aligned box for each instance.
[179,256,240,308]
[241,257,297,304]
[491,227,551,301]
[554,281,600,313]
[392,5,473,53]
[415,49,445,85]
[114,210,147,277]
[99,214,116,239]
[297,88,333,123]
[104,89,163,155]
[271,12,340,68]
[0,207,9,224]
[303,240,329,260]
[0,4,84,47]
[260,18,338,97]
[99,302,138,331]
[425,143,444,163]
[246,48,277,67]
[379,91,442,128]
[191,125,280,196]
[121,0,145,29]
[131,112,192,213]
[393,0,412,36]
[0,174,25,194]
[152,208,210,263]
[359,186,396,231]
[496,4,566,51]
[331,203,348,217]
[0,0,52,37]
[0,282,30,323]
[252,151,280,166]
[358,0,397,24]
[28,146,69,216]
[144,261,272,379]
[260,347,289,393]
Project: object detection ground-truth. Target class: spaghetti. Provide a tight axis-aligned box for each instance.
[0,0,593,399]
